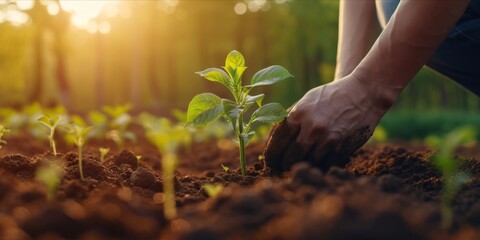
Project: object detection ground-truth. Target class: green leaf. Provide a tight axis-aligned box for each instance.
[225,50,245,69]
[250,103,287,124]
[246,94,265,107]
[240,131,255,144]
[196,68,232,88]
[186,93,223,127]
[223,50,247,86]
[247,65,293,88]
[222,99,242,132]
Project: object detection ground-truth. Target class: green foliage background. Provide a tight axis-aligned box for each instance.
[0,0,479,119]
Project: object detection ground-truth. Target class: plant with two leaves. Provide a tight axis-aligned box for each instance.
[37,114,67,156]
[146,119,191,220]
[187,50,293,175]
[99,147,110,163]
[65,124,92,181]
[203,183,224,198]
[425,126,476,229]
[0,125,9,149]
[35,160,64,200]
[103,104,135,147]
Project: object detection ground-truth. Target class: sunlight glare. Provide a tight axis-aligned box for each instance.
[98,21,111,34]
[234,2,247,15]
[59,0,105,28]
[15,0,34,11]
[47,2,60,16]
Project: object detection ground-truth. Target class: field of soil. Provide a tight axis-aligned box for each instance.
[0,131,479,240]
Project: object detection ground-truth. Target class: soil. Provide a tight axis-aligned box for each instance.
[0,132,479,240]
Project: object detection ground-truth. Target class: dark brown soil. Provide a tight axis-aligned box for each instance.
[0,133,479,240]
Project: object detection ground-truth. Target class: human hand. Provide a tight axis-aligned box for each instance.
[264,74,392,173]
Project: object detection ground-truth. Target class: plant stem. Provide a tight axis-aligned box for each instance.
[50,131,57,156]
[78,144,84,180]
[163,153,177,220]
[237,114,246,175]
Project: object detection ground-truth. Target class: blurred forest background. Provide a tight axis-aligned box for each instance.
[0,0,479,138]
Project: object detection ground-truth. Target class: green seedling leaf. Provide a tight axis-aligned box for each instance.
[247,65,293,88]
[223,50,247,85]
[99,147,110,163]
[187,93,223,127]
[203,183,224,198]
[196,68,233,89]
[246,94,265,107]
[103,104,132,119]
[221,164,229,173]
[0,125,9,149]
[250,103,287,124]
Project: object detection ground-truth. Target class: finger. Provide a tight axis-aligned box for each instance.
[264,119,300,174]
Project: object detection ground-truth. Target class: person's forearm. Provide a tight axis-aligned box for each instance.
[335,0,378,79]
[353,0,470,110]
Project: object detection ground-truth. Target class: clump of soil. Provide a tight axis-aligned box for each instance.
[0,133,479,239]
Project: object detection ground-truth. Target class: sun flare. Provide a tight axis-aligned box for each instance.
[59,0,105,29]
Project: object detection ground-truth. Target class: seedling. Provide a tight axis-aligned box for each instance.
[66,124,92,181]
[103,104,135,147]
[99,147,110,163]
[0,125,9,149]
[37,114,66,156]
[203,183,224,198]
[147,123,191,220]
[35,160,64,200]
[221,164,229,173]
[136,155,142,168]
[425,127,476,228]
[187,50,292,175]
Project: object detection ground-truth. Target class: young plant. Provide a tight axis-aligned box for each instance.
[146,123,191,220]
[66,124,92,181]
[0,125,9,149]
[99,147,110,163]
[136,155,142,168]
[425,127,476,228]
[221,164,229,173]
[203,183,224,198]
[37,114,65,156]
[187,50,292,175]
[35,160,64,200]
[103,104,135,147]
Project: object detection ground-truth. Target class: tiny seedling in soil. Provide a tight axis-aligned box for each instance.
[66,124,92,181]
[35,160,64,200]
[203,183,224,198]
[103,104,135,147]
[146,120,191,220]
[37,114,65,156]
[425,126,476,228]
[136,155,142,168]
[187,50,292,175]
[99,147,110,163]
[0,125,9,149]
[221,164,229,173]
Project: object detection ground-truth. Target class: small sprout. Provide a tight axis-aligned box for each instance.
[0,125,10,149]
[37,114,66,156]
[146,120,192,220]
[136,155,142,168]
[35,160,64,200]
[103,104,135,147]
[221,164,229,173]
[66,124,92,181]
[99,147,110,163]
[203,183,224,198]
[186,50,293,175]
[426,126,476,229]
